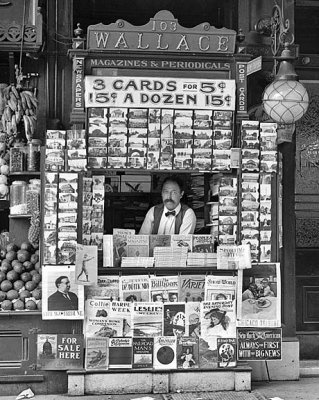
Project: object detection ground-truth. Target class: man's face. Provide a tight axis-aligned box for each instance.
[161,181,184,211]
[58,278,70,293]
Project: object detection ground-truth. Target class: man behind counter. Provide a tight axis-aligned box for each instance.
[139,175,196,235]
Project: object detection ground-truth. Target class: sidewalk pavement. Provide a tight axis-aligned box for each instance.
[1,377,319,400]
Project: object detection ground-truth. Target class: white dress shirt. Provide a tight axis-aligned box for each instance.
[139,203,196,235]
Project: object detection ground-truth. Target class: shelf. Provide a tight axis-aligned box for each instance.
[9,171,41,176]
[9,214,31,219]
[0,311,41,316]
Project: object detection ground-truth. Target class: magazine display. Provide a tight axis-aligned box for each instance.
[149,275,179,302]
[185,301,201,337]
[75,244,98,285]
[200,300,236,368]
[85,337,109,370]
[132,337,154,368]
[108,337,133,369]
[109,301,133,336]
[171,235,192,252]
[149,234,171,256]
[179,274,205,302]
[132,302,163,337]
[176,336,199,369]
[84,275,119,300]
[127,235,149,257]
[237,263,281,327]
[84,299,123,338]
[204,275,237,301]
[217,244,251,270]
[119,275,150,302]
[113,229,135,267]
[192,234,214,252]
[163,302,186,337]
[103,234,113,267]
[153,336,177,369]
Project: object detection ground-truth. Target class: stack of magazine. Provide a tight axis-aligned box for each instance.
[153,247,188,268]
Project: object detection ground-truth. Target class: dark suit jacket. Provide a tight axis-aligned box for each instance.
[47,290,79,311]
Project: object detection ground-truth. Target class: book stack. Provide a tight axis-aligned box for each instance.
[187,252,217,268]
[153,247,188,268]
[121,257,155,268]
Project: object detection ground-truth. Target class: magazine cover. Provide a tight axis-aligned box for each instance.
[149,275,179,302]
[171,235,192,252]
[108,337,133,369]
[204,275,237,301]
[217,244,252,270]
[199,300,236,369]
[192,234,214,253]
[132,302,163,337]
[113,229,135,267]
[126,234,149,257]
[217,337,237,368]
[119,275,150,302]
[185,301,201,337]
[163,302,186,337]
[176,336,199,369]
[42,265,85,320]
[109,301,133,337]
[153,336,177,370]
[84,275,119,300]
[85,337,108,370]
[75,244,98,285]
[237,263,281,327]
[37,334,84,370]
[149,234,171,256]
[84,299,123,338]
[132,337,154,369]
[179,274,205,302]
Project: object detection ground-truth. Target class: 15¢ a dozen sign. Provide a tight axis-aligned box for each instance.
[84,76,235,110]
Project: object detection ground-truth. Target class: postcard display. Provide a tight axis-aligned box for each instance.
[40,73,283,371]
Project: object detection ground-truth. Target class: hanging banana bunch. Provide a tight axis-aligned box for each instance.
[0,84,38,143]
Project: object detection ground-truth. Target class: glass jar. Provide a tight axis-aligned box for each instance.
[27,139,41,172]
[26,179,41,214]
[9,144,25,173]
[10,180,27,215]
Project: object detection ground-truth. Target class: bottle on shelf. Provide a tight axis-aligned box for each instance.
[10,180,27,215]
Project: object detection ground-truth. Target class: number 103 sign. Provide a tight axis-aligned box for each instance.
[84,76,236,110]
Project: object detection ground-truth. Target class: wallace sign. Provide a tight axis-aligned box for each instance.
[87,10,236,54]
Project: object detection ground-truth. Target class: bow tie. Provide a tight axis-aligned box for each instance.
[165,210,176,217]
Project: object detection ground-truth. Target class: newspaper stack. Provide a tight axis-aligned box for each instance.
[187,252,217,268]
[121,257,155,268]
[153,246,188,268]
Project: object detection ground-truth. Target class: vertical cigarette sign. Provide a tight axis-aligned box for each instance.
[236,62,247,115]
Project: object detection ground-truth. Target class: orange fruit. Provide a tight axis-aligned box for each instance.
[17,250,30,263]
[0,291,6,302]
[1,259,12,268]
[6,289,19,301]
[19,289,31,301]
[0,271,6,282]
[6,250,17,262]
[30,254,39,264]
[13,280,24,291]
[25,299,37,310]
[31,288,42,300]
[20,242,33,252]
[6,270,19,282]
[0,280,13,292]
[13,262,25,274]
[37,281,42,289]
[37,300,42,311]
[1,299,12,310]
[25,281,36,292]
[34,262,40,271]
[32,273,41,284]
[23,261,34,272]
[6,243,18,252]
[20,272,32,282]
[13,299,25,310]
